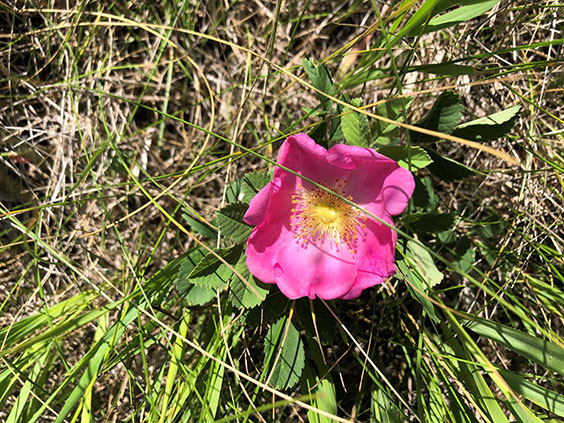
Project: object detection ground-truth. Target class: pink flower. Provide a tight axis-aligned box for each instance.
[243,133,415,300]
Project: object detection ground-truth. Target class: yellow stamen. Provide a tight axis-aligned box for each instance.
[290,179,365,252]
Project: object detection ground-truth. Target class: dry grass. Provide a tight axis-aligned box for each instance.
[0,0,563,421]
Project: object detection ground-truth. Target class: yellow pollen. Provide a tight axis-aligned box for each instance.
[289,179,365,251]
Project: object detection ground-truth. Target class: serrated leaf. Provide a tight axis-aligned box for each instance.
[407,212,454,233]
[241,171,271,202]
[217,202,252,243]
[302,58,334,113]
[411,91,463,144]
[264,317,305,389]
[245,292,291,327]
[182,210,218,239]
[377,145,433,170]
[184,285,216,306]
[225,177,246,203]
[188,245,243,288]
[227,171,272,204]
[426,148,478,181]
[176,247,208,296]
[452,105,520,142]
[229,254,269,309]
[341,98,371,148]
[372,97,412,146]
[412,176,438,210]
[406,240,443,289]
[295,299,337,345]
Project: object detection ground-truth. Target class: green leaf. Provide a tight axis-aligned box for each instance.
[295,299,337,345]
[182,210,218,239]
[241,171,271,201]
[372,97,411,146]
[188,244,243,288]
[413,63,476,76]
[341,98,371,148]
[412,176,439,210]
[245,292,291,327]
[301,339,337,423]
[264,317,305,389]
[426,149,478,181]
[440,323,510,423]
[498,369,564,418]
[217,202,252,243]
[397,259,439,323]
[302,58,334,113]
[227,171,272,204]
[406,212,454,233]
[406,240,444,289]
[425,0,501,33]
[452,105,520,142]
[394,0,452,39]
[371,386,403,423]
[176,247,208,296]
[451,236,476,274]
[411,91,463,143]
[184,285,216,306]
[378,146,433,170]
[463,317,564,376]
[176,247,219,306]
[229,254,269,309]
[308,121,329,147]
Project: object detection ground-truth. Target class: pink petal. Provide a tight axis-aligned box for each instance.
[272,237,357,300]
[342,218,397,299]
[327,144,414,217]
[243,180,274,226]
[382,166,415,216]
[246,220,358,300]
[275,133,352,188]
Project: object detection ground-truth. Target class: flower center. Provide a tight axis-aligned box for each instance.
[290,179,366,253]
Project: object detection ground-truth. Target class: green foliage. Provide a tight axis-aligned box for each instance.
[341,98,371,148]
[425,0,501,34]
[406,240,444,289]
[263,317,305,390]
[371,98,412,146]
[452,105,521,142]
[177,246,243,306]
[241,171,271,200]
[410,91,464,143]
[227,171,271,204]
[183,209,218,239]
[406,212,455,233]
[498,369,564,419]
[229,254,270,309]
[426,148,478,181]
[216,202,252,243]
[302,58,334,113]
[397,259,440,323]
[463,317,564,376]
[378,146,433,171]
[187,244,243,288]
[300,337,337,423]
[1,1,561,422]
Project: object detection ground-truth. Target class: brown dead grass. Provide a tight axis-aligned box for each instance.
[0,0,563,420]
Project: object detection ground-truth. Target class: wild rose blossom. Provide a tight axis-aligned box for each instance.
[243,133,415,300]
